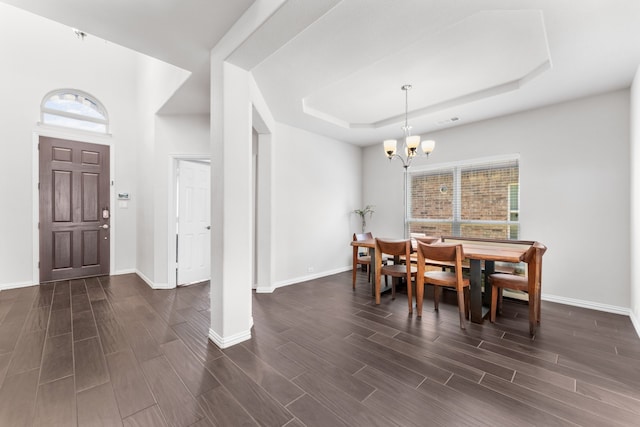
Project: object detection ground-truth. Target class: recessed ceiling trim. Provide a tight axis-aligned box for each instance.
[302,58,551,130]
[371,59,552,128]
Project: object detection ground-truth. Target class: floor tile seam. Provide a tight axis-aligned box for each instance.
[554,356,640,390]
[74,280,116,412]
[198,380,265,426]
[366,333,491,381]
[574,380,640,411]
[436,334,549,372]
[479,374,620,427]
[10,366,46,426]
[476,338,561,366]
[4,318,47,381]
[160,340,222,401]
[366,333,476,382]
[120,402,166,425]
[286,391,351,427]
[514,373,640,421]
[35,301,62,392]
[339,334,438,385]
[207,352,297,416]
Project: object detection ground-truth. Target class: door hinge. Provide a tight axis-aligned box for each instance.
[37,182,40,190]
[37,222,40,229]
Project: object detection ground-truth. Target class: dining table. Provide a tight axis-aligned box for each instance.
[351,237,533,323]
[441,238,532,323]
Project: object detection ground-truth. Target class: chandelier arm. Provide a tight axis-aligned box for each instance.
[388,153,412,169]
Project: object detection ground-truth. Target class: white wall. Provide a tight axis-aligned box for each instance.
[271,123,362,286]
[631,67,640,331]
[364,90,631,311]
[0,3,188,288]
[0,4,139,287]
[152,114,210,286]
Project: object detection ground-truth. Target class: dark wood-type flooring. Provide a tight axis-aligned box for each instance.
[0,271,639,426]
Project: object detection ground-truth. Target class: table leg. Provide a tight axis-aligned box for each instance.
[469,259,483,323]
[483,260,495,308]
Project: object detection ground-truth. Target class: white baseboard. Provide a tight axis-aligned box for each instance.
[0,280,35,291]
[208,327,252,349]
[630,310,640,338]
[266,265,352,292]
[541,293,631,316]
[114,268,136,275]
[135,270,173,290]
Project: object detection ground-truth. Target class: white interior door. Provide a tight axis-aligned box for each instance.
[177,160,211,285]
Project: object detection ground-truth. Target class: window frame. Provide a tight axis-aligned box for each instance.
[407,154,520,238]
[40,89,109,133]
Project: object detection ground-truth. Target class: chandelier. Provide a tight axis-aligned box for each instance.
[383,84,435,168]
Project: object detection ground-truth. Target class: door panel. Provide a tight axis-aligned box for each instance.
[177,160,210,285]
[53,171,72,222]
[40,137,110,282]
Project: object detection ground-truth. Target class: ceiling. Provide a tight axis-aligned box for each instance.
[3,0,640,146]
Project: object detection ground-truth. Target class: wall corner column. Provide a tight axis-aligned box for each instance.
[209,58,254,348]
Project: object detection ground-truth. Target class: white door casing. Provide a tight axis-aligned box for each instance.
[177,160,211,285]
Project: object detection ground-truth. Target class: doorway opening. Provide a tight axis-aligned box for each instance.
[252,107,273,292]
[168,155,211,288]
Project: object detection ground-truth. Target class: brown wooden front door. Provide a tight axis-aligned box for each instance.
[39,137,110,282]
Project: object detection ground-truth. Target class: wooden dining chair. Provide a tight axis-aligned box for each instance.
[488,242,547,336]
[352,232,390,287]
[352,232,373,289]
[375,238,416,312]
[415,241,469,329]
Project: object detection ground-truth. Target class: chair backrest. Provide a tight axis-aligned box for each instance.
[376,238,411,257]
[416,241,465,286]
[521,241,547,263]
[414,235,440,246]
[353,232,373,242]
[416,242,463,264]
[522,242,546,292]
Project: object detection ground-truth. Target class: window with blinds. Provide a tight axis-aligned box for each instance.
[408,156,520,239]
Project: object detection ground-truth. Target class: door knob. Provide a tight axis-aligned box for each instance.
[206,226,211,230]
[100,224,109,229]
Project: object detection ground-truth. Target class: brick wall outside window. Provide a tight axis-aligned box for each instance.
[408,160,519,239]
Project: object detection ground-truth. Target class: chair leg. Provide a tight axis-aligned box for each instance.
[536,285,542,324]
[490,284,499,323]
[416,282,423,318]
[528,290,537,336]
[406,274,413,315]
[433,286,440,311]
[456,288,466,329]
[367,264,371,282]
[352,264,357,290]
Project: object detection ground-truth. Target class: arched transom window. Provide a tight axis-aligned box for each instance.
[41,89,108,133]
